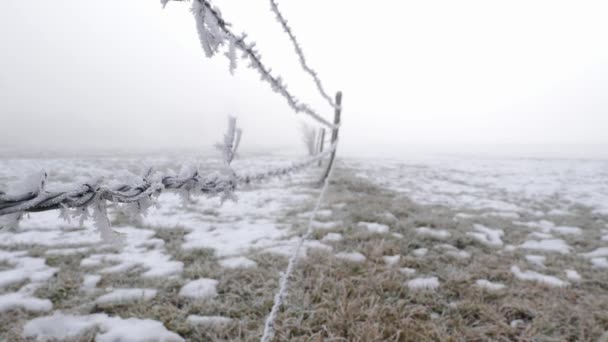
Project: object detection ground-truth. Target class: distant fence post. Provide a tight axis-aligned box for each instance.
[319,91,342,183]
[317,128,326,167]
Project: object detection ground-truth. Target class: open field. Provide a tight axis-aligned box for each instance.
[1,155,608,341]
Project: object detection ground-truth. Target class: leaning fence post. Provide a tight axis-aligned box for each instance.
[317,128,326,167]
[319,91,342,183]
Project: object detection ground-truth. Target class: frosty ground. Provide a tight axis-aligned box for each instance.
[1,155,608,341]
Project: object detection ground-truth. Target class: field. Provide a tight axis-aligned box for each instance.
[1,155,608,341]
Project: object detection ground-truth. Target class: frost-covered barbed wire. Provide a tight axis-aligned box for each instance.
[268,0,337,109]
[0,135,335,244]
[0,118,244,241]
[166,0,337,129]
[260,140,338,342]
[238,142,336,185]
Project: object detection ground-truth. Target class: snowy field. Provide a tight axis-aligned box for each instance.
[1,155,608,341]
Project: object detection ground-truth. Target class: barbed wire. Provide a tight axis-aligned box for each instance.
[183,0,338,129]
[260,140,338,342]
[268,0,337,109]
[0,143,336,218]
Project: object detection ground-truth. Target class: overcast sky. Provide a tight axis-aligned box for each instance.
[1,0,607,158]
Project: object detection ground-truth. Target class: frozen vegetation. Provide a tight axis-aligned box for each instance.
[1,155,608,340]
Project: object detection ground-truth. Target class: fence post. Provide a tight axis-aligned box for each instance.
[317,128,326,167]
[319,91,342,183]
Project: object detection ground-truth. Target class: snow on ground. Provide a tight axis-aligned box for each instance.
[467,224,504,247]
[565,269,582,281]
[218,256,257,269]
[96,288,157,306]
[23,312,184,342]
[525,255,546,268]
[412,248,428,257]
[311,220,343,230]
[475,279,506,291]
[399,267,416,276]
[81,274,101,294]
[187,315,232,327]
[357,221,390,234]
[321,232,343,242]
[335,252,366,263]
[2,155,608,340]
[407,277,439,290]
[383,255,400,266]
[179,278,218,299]
[519,239,571,254]
[416,227,451,240]
[510,266,568,287]
[81,227,183,278]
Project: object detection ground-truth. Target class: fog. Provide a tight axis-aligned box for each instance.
[1,0,607,159]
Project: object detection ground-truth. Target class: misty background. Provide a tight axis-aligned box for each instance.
[1,0,607,159]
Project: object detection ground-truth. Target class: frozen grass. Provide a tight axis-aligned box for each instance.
[1,158,608,340]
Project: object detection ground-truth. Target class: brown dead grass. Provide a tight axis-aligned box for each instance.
[2,165,608,341]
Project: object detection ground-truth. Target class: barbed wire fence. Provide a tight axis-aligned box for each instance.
[1,0,342,340]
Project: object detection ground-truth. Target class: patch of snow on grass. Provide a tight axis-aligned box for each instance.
[81,227,183,278]
[179,278,218,299]
[0,251,57,289]
[475,279,506,291]
[23,312,184,342]
[565,269,581,281]
[407,277,439,290]
[520,239,571,254]
[0,292,52,313]
[81,274,101,294]
[591,257,608,268]
[95,288,157,306]
[525,255,546,268]
[183,220,287,256]
[335,252,366,263]
[510,266,568,287]
[219,257,257,269]
[412,248,428,257]
[416,227,450,240]
[187,315,232,327]
[580,247,608,259]
[321,233,343,242]
[399,267,416,275]
[383,255,400,266]
[467,224,504,247]
[357,222,390,234]
[311,220,342,230]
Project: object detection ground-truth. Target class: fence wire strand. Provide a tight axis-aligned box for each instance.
[268,0,337,109]
[260,140,338,342]
[188,0,338,129]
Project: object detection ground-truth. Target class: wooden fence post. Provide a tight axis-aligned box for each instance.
[317,128,326,167]
[319,91,342,183]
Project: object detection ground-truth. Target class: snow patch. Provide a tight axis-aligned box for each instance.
[357,222,390,234]
[467,224,503,247]
[510,266,568,287]
[187,315,232,327]
[475,279,506,291]
[416,227,450,240]
[95,288,157,306]
[179,278,218,299]
[321,233,343,242]
[219,257,257,269]
[382,255,400,266]
[335,252,366,263]
[23,312,184,342]
[520,239,570,254]
[407,277,439,290]
[565,269,581,281]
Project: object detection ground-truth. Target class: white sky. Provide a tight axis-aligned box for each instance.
[1,0,607,158]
